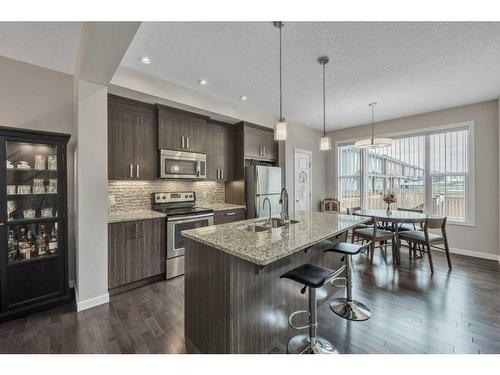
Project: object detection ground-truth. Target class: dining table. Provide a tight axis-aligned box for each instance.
[352,209,428,264]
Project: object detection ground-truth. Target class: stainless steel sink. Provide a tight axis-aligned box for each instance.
[237,224,270,233]
[237,219,300,233]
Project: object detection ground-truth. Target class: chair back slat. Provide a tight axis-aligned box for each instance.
[425,217,446,229]
[347,207,361,215]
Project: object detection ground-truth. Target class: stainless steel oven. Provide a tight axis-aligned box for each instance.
[160,149,207,179]
[166,212,213,278]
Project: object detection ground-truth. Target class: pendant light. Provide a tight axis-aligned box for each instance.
[273,21,287,141]
[354,103,392,149]
[318,56,332,151]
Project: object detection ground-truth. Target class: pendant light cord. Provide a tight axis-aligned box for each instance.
[322,62,326,136]
[279,24,283,121]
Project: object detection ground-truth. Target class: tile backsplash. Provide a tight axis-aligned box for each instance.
[108,180,225,211]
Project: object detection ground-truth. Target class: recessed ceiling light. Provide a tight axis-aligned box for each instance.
[198,79,208,86]
[240,96,248,101]
[140,56,151,64]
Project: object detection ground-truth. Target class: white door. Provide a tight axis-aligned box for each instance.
[294,149,312,212]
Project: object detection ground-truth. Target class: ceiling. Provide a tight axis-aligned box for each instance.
[1,22,500,131]
[122,22,500,131]
[0,22,83,75]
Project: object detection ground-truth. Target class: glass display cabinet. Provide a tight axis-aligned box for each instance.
[0,126,71,321]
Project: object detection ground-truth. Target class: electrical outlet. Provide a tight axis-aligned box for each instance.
[202,191,208,198]
[108,195,116,206]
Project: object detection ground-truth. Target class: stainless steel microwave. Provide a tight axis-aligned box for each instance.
[160,149,207,179]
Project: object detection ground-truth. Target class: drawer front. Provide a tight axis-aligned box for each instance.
[214,208,246,225]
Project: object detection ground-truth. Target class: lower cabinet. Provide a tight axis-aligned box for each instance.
[213,208,246,225]
[108,218,166,289]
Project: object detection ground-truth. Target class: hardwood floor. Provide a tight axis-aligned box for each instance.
[1,249,499,354]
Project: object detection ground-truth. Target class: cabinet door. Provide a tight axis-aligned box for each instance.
[206,123,229,180]
[158,110,183,151]
[134,113,158,180]
[244,125,263,159]
[108,106,136,180]
[108,218,166,289]
[261,130,278,161]
[181,122,207,153]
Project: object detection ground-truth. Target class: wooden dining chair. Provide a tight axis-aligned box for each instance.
[398,217,451,273]
[347,207,370,244]
[397,207,424,231]
[352,219,398,264]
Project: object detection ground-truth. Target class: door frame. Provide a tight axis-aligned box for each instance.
[293,148,313,212]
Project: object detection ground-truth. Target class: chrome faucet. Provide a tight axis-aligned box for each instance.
[279,187,289,221]
[263,197,272,226]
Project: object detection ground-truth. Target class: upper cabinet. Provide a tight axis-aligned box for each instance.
[108,95,157,180]
[157,105,208,153]
[242,123,277,162]
[206,121,232,181]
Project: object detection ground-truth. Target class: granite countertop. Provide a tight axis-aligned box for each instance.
[195,203,246,212]
[182,211,369,266]
[109,209,166,223]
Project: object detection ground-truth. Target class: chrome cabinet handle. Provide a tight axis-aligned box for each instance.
[221,168,224,180]
[186,137,190,149]
[129,164,133,178]
[263,146,266,156]
[136,164,140,178]
[181,136,185,148]
[226,212,236,216]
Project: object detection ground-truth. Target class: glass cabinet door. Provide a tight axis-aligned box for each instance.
[4,141,61,265]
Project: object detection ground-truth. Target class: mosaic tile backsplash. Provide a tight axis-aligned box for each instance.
[108,180,226,211]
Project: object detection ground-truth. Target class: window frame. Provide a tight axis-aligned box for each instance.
[334,121,475,226]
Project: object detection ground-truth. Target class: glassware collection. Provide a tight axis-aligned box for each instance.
[7,223,59,263]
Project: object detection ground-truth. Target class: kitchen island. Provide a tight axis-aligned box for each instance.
[182,211,368,354]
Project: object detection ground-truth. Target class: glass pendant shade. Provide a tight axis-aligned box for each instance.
[354,137,392,149]
[274,119,287,141]
[319,136,332,151]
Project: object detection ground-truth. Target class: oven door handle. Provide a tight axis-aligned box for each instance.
[168,213,214,222]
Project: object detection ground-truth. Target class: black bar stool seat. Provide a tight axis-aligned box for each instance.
[324,241,372,321]
[280,264,337,289]
[280,262,343,354]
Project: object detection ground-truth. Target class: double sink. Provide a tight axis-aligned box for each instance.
[238,217,300,233]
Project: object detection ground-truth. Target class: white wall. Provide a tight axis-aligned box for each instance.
[326,100,499,260]
[75,79,109,310]
[0,56,77,281]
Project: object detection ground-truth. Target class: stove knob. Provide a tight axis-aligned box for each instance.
[185,195,189,198]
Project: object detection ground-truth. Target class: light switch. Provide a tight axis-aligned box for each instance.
[108,195,116,205]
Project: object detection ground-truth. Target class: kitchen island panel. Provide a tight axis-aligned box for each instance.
[184,232,346,354]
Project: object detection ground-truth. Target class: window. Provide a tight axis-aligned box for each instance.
[338,145,362,211]
[336,123,474,224]
[429,129,469,222]
[366,136,425,210]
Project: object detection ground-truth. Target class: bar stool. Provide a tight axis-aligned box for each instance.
[324,241,372,321]
[280,263,344,354]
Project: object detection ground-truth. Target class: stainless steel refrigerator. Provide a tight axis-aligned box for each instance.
[245,166,282,219]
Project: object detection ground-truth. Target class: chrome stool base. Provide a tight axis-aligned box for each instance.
[330,298,371,321]
[287,334,338,354]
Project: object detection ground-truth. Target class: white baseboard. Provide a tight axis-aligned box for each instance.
[434,246,500,263]
[75,287,109,312]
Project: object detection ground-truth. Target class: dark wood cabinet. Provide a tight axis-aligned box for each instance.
[206,121,232,181]
[242,123,277,162]
[0,126,71,322]
[213,208,246,225]
[108,95,157,180]
[108,218,166,290]
[157,105,208,153]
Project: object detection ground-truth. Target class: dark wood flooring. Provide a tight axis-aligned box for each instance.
[1,249,499,354]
